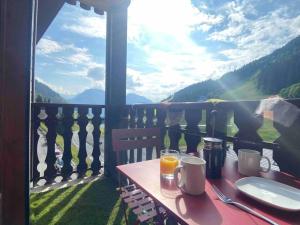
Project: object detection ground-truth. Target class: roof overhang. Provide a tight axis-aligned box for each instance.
[66,0,131,15]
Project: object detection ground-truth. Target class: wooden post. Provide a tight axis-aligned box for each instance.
[157,108,167,153]
[91,107,103,176]
[233,102,263,154]
[273,102,300,177]
[0,0,35,224]
[104,1,130,179]
[184,109,202,153]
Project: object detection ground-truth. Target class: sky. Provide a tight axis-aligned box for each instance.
[35,0,300,102]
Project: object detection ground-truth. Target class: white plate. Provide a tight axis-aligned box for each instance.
[235,177,300,211]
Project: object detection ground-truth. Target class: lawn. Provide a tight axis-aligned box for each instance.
[227,116,279,143]
[163,117,279,148]
[30,177,137,225]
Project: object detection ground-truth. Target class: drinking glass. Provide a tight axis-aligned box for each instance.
[160,149,179,179]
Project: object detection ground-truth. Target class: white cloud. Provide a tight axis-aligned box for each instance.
[63,16,106,39]
[36,1,300,102]
[87,66,105,81]
[124,0,300,101]
[60,69,89,77]
[128,0,223,42]
[126,68,142,91]
[67,51,91,64]
[36,38,65,55]
[210,5,300,64]
[37,37,101,70]
[124,0,227,101]
[60,0,225,100]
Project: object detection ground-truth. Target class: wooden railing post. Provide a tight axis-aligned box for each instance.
[136,108,145,161]
[128,107,136,163]
[233,102,263,154]
[32,105,41,185]
[168,109,182,151]
[77,107,88,178]
[184,109,202,153]
[44,106,57,184]
[214,104,229,151]
[157,107,167,154]
[145,108,155,159]
[61,107,73,181]
[205,103,214,136]
[120,107,131,165]
[273,102,300,177]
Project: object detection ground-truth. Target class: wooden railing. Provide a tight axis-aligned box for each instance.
[120,99,300,177]
[31,99,300,186]
[31,103,105,186]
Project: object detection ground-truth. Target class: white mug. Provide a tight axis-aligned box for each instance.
[174,157,206,195]
[238,149,271,176]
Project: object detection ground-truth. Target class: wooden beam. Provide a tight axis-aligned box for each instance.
[37,0,65,42]
[104,2,129,179]
[0,0,34,224]
[68,0,130,13]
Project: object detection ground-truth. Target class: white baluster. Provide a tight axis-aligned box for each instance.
[37,108,48,183]
[86,108,94,168]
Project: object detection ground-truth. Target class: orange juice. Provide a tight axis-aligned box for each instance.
[160,155,179,175]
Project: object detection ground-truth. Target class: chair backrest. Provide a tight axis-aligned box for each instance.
[112,128,161,165]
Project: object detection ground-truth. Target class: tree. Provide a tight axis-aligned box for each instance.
[35,94,43,103]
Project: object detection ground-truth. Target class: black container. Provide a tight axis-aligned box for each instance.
[203,137,223,179]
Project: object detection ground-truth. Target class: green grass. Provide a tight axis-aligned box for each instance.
[258,119,280,142]
[30,178,138,225]
[163,118,278,149]
[164,133,186,148]
[54,123,105,175]
[221,79,267,100]
[227,116,279,142]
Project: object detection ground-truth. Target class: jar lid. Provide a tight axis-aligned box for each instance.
[203,137,223,143]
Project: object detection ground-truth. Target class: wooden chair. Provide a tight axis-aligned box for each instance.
[112,128,165,225]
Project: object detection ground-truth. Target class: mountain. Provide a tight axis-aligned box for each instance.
[70,89,152,104]
[126,93,152,104]
[35,80,66,103]
[70,89,105,104]
[170,36,300,102]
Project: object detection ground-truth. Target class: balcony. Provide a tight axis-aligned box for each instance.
[29,99,300,224]
[1,0,300,224]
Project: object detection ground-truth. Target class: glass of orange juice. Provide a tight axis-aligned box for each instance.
[160,150,179,179]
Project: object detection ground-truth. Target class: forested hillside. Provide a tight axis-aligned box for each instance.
[35,80,66,103]
[169,36,300,102]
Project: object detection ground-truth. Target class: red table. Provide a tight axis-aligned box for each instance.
[117,158,300,225]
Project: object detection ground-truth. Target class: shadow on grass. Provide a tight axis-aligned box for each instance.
[31,185,82,224]
[30,178,137,225]
[30,188,66,215]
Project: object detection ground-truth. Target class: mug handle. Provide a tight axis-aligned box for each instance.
[260,156,271,173]
[174,165,184,188]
